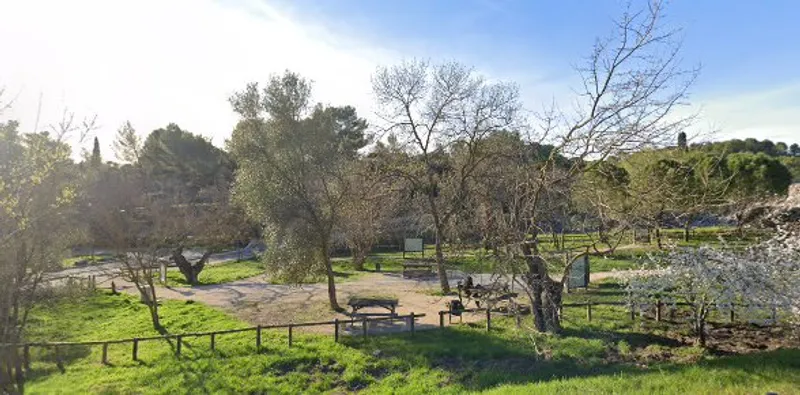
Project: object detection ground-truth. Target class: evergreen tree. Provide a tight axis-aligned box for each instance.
[90,136,102,166]
[677,132,687,150]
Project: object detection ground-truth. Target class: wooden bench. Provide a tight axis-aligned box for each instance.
[347,297,399,318]
[402,262,435,278]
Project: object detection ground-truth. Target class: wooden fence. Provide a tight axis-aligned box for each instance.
[1,313,425,370]
[439,300,786,332]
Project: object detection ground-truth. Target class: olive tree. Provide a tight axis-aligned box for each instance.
[0,106,88,392]
[228,72,368,310]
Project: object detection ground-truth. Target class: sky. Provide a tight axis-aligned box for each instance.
[0,0,798,159]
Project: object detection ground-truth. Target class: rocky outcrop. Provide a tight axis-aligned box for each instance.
[741,183,800,236]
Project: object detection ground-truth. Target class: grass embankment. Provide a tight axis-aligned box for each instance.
[25,290,800,394]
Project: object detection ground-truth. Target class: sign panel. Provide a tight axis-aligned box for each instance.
[160,261,167,284]
[404,238,424,252]
[567,255,590,289]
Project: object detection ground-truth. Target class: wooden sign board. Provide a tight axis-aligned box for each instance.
[403,238,424,258]
[567,255,590,289]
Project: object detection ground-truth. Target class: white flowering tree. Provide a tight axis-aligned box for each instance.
[625,229,800,347]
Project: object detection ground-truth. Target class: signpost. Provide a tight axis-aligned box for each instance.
[566,254,590,290]
[403,238,424,259]
[159,261,167,284]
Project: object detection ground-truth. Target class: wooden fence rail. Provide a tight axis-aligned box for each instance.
[439,300,788,332]
[2,313,425,369]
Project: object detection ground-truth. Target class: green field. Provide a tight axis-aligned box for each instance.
[163,259,266,286]
[23,289,800,394]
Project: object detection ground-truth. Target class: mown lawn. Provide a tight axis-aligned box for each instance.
[164,259,265,286]
[23,291,800,394]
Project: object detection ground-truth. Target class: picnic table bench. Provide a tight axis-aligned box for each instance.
[402,262,435,278]
[347,297,399,318]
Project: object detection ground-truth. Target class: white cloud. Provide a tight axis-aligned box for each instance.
[694,83,800,145]
[3,0,793,161]
[0,0,397,157]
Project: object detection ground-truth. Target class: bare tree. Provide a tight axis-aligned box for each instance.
[88,170,165,329]
[340,156,404,270]
[372,61,523,292]
[485,0,696,333]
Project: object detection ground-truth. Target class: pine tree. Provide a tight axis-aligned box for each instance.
[677,132,687,150]
[91,137,102,166]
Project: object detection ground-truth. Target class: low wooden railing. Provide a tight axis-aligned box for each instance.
[1,313,425,370]
[439,300,787,331]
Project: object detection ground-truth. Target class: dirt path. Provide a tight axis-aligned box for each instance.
[115,272,492,334]
[113,270,632,335]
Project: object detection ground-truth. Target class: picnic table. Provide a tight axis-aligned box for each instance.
[347,297,399,317]
[456,276,518,310]
[402,262,435,278]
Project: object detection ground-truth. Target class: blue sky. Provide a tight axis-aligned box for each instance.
[278,0,800,94]
[0,0,797,157]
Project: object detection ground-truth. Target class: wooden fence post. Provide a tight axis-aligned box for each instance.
[362,318,368,340]
[23,345,30,371]
[210,333,216,351]
[410,312,416,335]
[132,339,139,361]
[102,342,109,365]
[288,325,293,347]
[176,336,182,357]
[111,281,117,295]
[586,301,592,322]
[439,311,444,329]
[334,319,340,343]
[729,308,735,323]
[54,345,63,373]
[630,304,635,321]
[486,309,491,332]
[656,299,662,322]
[256,326,262,350]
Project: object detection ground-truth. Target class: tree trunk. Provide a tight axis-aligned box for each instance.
[434,230,451,293]
[521,242,562,333]
[683,219,691,242]
[171,248,213,286]
[322,241,340,310]
[427,192,451,293]
[147,284,161,330]
[655,227,663,249]
[0,345,24,394]
[351,245,367,271]
[149,304,160,330]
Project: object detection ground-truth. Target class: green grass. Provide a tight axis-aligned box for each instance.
[163,259,265,287]
[24,291,800,394]
[61,255,111,268]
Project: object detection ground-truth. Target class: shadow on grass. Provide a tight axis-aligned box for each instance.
[340,322,800,392]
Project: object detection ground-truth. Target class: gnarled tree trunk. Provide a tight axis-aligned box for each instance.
[521,242,563,333]
[171,248,214,286]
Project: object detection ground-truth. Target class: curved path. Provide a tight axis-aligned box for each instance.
[109,270,630,334]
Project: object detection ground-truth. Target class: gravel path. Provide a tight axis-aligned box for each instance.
[110,270,632,334]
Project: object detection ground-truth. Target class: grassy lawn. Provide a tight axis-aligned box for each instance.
[164,259,265,287]
[61,255,112,268]
[24,291,800,394]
